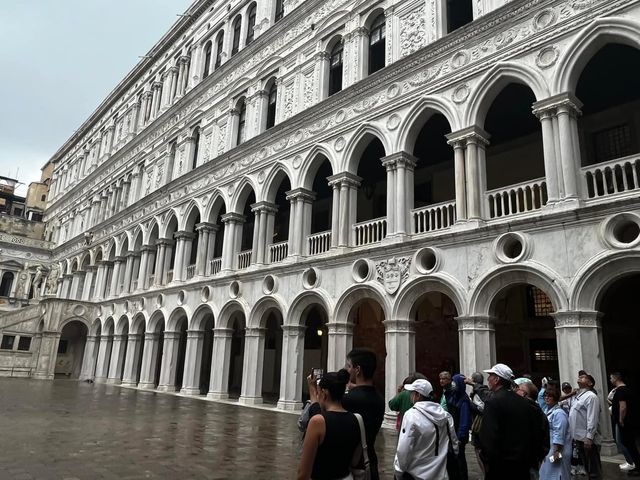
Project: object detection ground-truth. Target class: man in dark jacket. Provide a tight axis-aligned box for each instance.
[444,374,473,480]
[478,363,543,480]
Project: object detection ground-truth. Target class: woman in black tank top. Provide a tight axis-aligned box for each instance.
[297,369,361,480]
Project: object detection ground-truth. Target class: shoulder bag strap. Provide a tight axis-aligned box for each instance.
[353,413,370,468]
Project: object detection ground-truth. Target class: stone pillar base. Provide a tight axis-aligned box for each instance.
[105,378,121,385]
[156,384,177,392]
[239,395,263,405]
[549,197,582,212]
[180,387,202,396]
[277,400,303,411]
[207,392,229,400]
[138,382,157,390]
[94,376,108,384]
[120,382,137,388]
[32,373,54,381]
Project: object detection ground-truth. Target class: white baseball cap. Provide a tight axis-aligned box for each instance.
[404,379,433,398]
[483,363,514,381]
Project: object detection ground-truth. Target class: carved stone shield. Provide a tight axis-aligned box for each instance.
[376,257,410,295]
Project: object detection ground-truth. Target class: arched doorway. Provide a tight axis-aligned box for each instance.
[55,321,88,379]
[355,137,387,244]
[228,313,246,397]
[492,284,558,382]
[302,305,328,400]
[413,292,459,397]
[261,311,283,403]
[599,274,640,388]
[0,272,15,297]
[199,313,215,394]
[350,299,386,395]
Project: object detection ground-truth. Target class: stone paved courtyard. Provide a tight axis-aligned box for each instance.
[0,379,630,479]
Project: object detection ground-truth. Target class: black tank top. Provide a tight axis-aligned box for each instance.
[311,411,360,480]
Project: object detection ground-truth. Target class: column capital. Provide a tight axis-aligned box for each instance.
[245,327,267,337]
[74,270,87,277]
[351,26,369,39]
[113,334,127,341]
[532,92,583,118]
[381,152,417,169]
[156,237,175,247]
[174,231,196,241]
[63,273,73,280]
[195,221,218,233]
[128,333,143,340]
[250,201,278,214]
[186,329,205,339]
[114,256,126,264]
[446,126,491,146]
[327,172,362,188]
[285,188,316,203]
[281,324,307,336]
[152,81,163,90]
[552,311,601,329]
[249,89,268,101]
[326,322,354,335]
[98,260,113,268]
[163,331,182,340]
[221,212,245,224]
[315,51,331,61]
[140,245,156,253]
[144,332,160,341]
[455,315,496,331]
[383,319,415,333]
[213,327,235,338]
[179,55,191,64]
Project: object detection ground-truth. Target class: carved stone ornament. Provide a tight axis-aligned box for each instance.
[334,137,346,152]
[533,9,557,30]
[387,114,401,131]
[536,46,559,69]
[292,155,302,169]
[452,84,471,104]
[257,171,266,184]
[375,256,411,295]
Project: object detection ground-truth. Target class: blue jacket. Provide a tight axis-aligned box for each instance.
[444,374,473,441]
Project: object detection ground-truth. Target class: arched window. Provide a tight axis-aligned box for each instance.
[232,16,242,56]
[215,30,224,68]
[329,41,343,96]
[202,41,213,78]
[191,128,201,170]
[274,0,284,23]
[246,4,257,45]
[266,82,277,129]
[368,14,386,75]
[41,194,46,202]
[236,99,247,146]
[0,272,14,297]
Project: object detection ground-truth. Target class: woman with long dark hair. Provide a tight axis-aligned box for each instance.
[297,369,362,480]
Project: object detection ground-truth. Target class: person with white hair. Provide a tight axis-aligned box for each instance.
[394,378,458,480]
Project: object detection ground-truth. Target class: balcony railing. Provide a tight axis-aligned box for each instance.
[165,269,173,284]
[308,230,331,255]
[486,177,548,219]
[186,264,196,280]
[583,154,640,199]
[209,257,222,275]
[269,241,288,263]
[412,201,456,234]
[238,250,252,269]
[354,217,387,246]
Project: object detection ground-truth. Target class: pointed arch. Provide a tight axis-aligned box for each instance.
[554,17,640,95]
[300,146,337,190]
[393,273,468,320]
[230,177,259,212]
[160,210,179,238]
[262,164,294,203]
[179,200,203,231]
[343,124,391,173]
[464,61,550,127]
[144,219,160,245]
[396,95,461,152]
[468,263,569,317]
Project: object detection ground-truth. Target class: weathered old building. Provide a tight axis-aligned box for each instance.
[2,0,640,452]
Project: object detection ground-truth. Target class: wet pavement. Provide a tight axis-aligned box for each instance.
[0,379,630,479]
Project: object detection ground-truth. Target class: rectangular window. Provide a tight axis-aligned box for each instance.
[593,124,632,163]
[57,339,69,354]
[0,335,15,350]
[17,337,31,351]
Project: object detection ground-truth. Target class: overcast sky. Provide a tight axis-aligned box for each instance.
[0,0,193,195]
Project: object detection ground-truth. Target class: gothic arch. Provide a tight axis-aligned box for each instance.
[334,283,391,323]
[179,200,203,231]
[248,295,287,328]
[571,251,640,311]
[287,290,334,327]
[300,146,337,191]
[204,190,228,222]
[230,177,258,213]
[262,164,294,203]
[343,124,391,173]
[143,219,160,245]
[464,61,550,127]
[392,274,468,320]
[468,263,569,317]
[554,17,640,94]
[396,96,461,152]
[160,210,179,238]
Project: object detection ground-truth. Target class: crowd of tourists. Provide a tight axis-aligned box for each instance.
[295,348,640,480]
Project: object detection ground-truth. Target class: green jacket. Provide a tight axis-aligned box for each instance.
[389,390,414,415]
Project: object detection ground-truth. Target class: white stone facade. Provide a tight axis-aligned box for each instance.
[4,0,640,453]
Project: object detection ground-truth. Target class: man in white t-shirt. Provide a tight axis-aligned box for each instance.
[569,373,602,479]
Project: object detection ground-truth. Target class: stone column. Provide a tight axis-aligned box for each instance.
[122,253,136,293]
[180,330,206,395]
[456,316,496,376]
[286,189,315,257]
[382,152,417,236]
[330,181,340,248]
[195,223,214,277]
[153,239,169,286]
[251,89,269,137]
[157,331,181,392]
[328,173,361,247]
[81,267,96,301]
[555,94,583,200]
[94,262,106,299]
[277,325,306,410]
[32,331,61,380]
[327,322,353,372]
[221,213,244,271]
[446,137,468,221]
[79,335,99,381]
[239,327,267,405]
[172,232,194,282]
[70,272,83,300]
[106,334,127,384]
[136,247,152,291]
[121,333,144,387]
[59,274,72,299]
[138,332,161,389]
[208,327,234,399]
[554,311,615,454]
[384,319,415,409]
[94,334,113,383]
[110,257,125,297]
